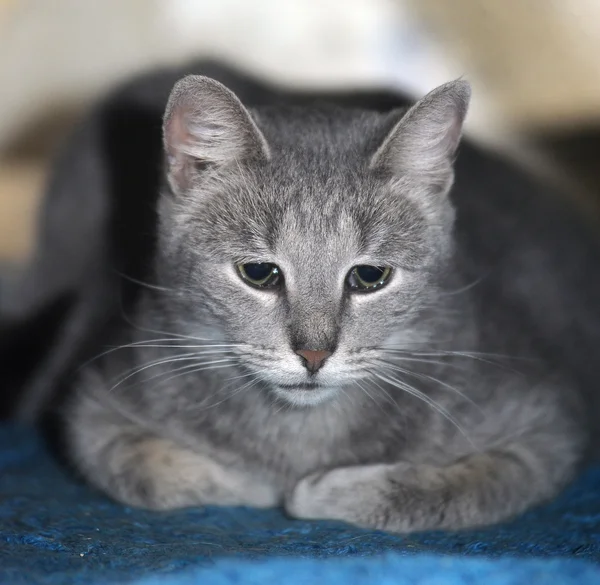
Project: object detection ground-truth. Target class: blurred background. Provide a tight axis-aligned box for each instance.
[2,0,600,268]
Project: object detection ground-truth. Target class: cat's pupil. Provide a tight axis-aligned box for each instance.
[356,265,385,283]
[244,263,274,281]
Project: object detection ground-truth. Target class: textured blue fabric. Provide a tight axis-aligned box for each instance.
[1,424,600,584]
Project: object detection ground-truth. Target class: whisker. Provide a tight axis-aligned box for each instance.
[358,378,406,424]
[109,355,233,392]
[116,272,181,295]
[384,347,530,361]
[355,380,389,415]
[372,370,476,448]
[380,347,530,375]
[205,376,261,411]
[81,341,240,370]
[373,359,484,416]
[116,271,217,303]
[438,271,490,296]
[184,372,262,414]
[366,377,400,410]
[125,342,242,349]
[118,307,230,345]
[377,352,467,371]
[222,370,259,383]
[132,357,235,387]
[273,399,292,416]
[143,361,235,391]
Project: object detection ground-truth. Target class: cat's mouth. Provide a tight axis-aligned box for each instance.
[277,382,321,390]
[271,382,338,407]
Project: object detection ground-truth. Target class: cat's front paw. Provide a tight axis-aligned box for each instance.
[285,464,393,529]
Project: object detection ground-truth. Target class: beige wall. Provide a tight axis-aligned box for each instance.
[408,0,600,130]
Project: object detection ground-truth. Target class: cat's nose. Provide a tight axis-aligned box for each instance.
[295,349,332,374]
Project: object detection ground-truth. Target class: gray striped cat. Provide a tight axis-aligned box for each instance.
[66,74,586,533]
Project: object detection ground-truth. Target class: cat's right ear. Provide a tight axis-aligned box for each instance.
[163,75,270,195]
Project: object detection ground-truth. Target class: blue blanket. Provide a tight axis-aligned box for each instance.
[1,425,600,584]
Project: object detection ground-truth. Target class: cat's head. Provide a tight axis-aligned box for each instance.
[157,75,470,406]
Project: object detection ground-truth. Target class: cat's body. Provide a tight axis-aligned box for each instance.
[4,61,600,532]
[71,280,583,531]
[54,67,596,533]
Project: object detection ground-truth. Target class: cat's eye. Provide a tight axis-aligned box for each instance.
[346,265,392,292]
[237,263,282,289]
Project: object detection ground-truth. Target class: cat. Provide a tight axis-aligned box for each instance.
[57,67,596,534]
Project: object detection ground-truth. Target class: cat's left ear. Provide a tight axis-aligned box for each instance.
[163,75,270,195]
[370,79,471,188]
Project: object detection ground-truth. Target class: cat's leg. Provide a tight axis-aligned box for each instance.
[285,439,581,532]
[67,381,279,510]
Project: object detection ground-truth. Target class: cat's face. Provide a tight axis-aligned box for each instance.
[158,76,470,406]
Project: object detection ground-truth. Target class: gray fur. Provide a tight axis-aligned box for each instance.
[66,76,586,533]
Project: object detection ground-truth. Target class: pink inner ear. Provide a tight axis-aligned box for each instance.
[164,107,199,193]
[164,108,190,160]
[440,110,464,156]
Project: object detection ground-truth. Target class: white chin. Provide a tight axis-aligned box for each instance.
[272,385,338,407]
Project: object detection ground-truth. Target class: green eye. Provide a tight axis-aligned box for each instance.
[347,265,392,291]
[237,263,282,289]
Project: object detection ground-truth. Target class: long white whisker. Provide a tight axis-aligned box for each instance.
[378,352,466,371]
[109,355,233,392]
[116,271,180,294]
[355,380,388,415]
[222,370,259,383]
[125,343,241,349]
[182,371,262,414]
[372,371,476,449]
[200,375,261,412]
[142,360,235,390]
[438,271,490,296]
[385,347,530,361]
[358,378,407,425]
[366,377,400,410]
[81,341,239,370]
[118,309,229,344]
[373,359,484,416]
[381,347,530,375]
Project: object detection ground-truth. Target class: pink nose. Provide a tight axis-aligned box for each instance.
[295,349,332,373]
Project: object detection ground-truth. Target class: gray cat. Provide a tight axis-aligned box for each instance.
[66,74,586,533]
